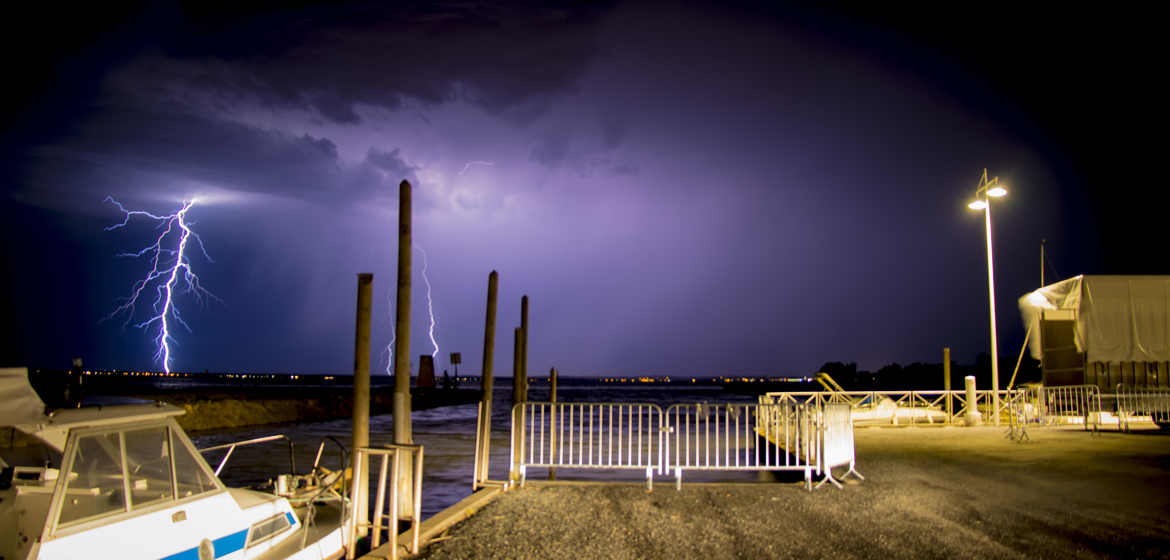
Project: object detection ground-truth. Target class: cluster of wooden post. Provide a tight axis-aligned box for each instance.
[350,180,417,536]
[354,179,555,504]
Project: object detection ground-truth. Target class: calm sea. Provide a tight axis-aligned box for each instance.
[186,382,762,518]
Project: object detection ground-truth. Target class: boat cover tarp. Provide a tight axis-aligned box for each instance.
[0,367,49,426]
[1019,275,1170,363]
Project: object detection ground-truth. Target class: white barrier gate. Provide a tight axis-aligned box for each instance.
[510,402,662,489]
[816,403,863,489]
[662,402,821,490]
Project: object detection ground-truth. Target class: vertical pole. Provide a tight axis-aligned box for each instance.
[392,179,414,518]
[1040,239,1046,287]
[985,196,1000,425]
[512,327,524,405]
[521,295,530,400]
[964,375,981,426]
[511,327,523,480]
[351,272,373,537]
[943,347,952,423]
[549,367,558,481]
[478,271,498,486]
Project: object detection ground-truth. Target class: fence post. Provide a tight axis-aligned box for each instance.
[549,367,558,481]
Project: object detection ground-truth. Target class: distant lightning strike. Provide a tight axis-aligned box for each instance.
[458,161,494,175]
[418,246,439,359]
[384,244,440,374]
[104,196,217,373]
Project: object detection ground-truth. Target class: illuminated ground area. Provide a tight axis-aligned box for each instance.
[419,426,1170,559]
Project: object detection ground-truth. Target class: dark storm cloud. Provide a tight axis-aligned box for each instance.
[5,0,1160,377]
[22,107,411,209]
[365,148,414,177]
[136,1,613,124]
[529,132,571,166]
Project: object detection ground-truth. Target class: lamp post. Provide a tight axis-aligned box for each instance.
[967,168,1007,425]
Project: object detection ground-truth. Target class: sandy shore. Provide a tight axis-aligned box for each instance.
[417,425,1170,559]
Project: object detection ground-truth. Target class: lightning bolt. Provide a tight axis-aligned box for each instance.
[458,161,494,175]
[418,246,439,359]
[383,244,440,373]
[103,196,217,373]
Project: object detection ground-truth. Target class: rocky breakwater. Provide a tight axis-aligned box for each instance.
[137,388,481,432]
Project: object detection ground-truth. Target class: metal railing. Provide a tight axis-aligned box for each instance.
[761,390,1022,425]
[663,402,821,490]
[506,401,858,492]
[198,434,296,477]
[346,444,424,560]
[1116,386,1170,431]
[510,402,662,488]
[1027,385,1102,432]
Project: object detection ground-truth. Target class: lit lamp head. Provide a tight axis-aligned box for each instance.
[967,180,1006,210]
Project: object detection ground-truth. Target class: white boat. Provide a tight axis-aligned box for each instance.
[1,367,349,560]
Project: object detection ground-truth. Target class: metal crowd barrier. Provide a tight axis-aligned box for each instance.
[816,403,863,488]
[346,444,424,560]
[510,402,662,489]
[1117,386,1170,431]
[663,402,820,490]
[1027,385,1102,432]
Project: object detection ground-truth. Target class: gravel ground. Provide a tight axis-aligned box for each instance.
[417,425,1170,559]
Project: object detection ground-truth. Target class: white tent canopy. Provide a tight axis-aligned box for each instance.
[1019,275,1170,364]
[0,367,49,426]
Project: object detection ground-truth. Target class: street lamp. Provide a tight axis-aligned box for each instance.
[967,168,1007,424]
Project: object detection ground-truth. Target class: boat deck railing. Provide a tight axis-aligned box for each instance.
[198,434,297,477]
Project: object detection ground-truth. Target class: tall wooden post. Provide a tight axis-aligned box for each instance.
[475,271,498,487]
[512,327,524,405]
[510,327,523,480]
[943,347,952,423]
[520,295,529,398]
[548,367,557,481]
[352,272,373,535]
[392,180,414,516]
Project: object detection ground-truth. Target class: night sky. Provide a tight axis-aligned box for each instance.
[1,2,1164,378]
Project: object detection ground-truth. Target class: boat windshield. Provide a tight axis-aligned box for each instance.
[56,421,220,530]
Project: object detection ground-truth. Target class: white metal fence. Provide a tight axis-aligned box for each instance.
[662,402,820,490]
[508,401,862,492]
[510,402,662,488]
[760,389,1019,425]
[1117,386,1170,431]
[1026,385,1102,432]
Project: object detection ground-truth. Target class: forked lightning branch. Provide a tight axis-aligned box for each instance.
[103,196,217,373]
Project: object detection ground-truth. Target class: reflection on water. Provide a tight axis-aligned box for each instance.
[191,385,753,518]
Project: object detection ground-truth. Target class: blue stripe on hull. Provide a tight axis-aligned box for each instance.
[159,528,248,560]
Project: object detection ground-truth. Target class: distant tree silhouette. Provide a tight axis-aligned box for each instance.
[812,353,1042,391]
